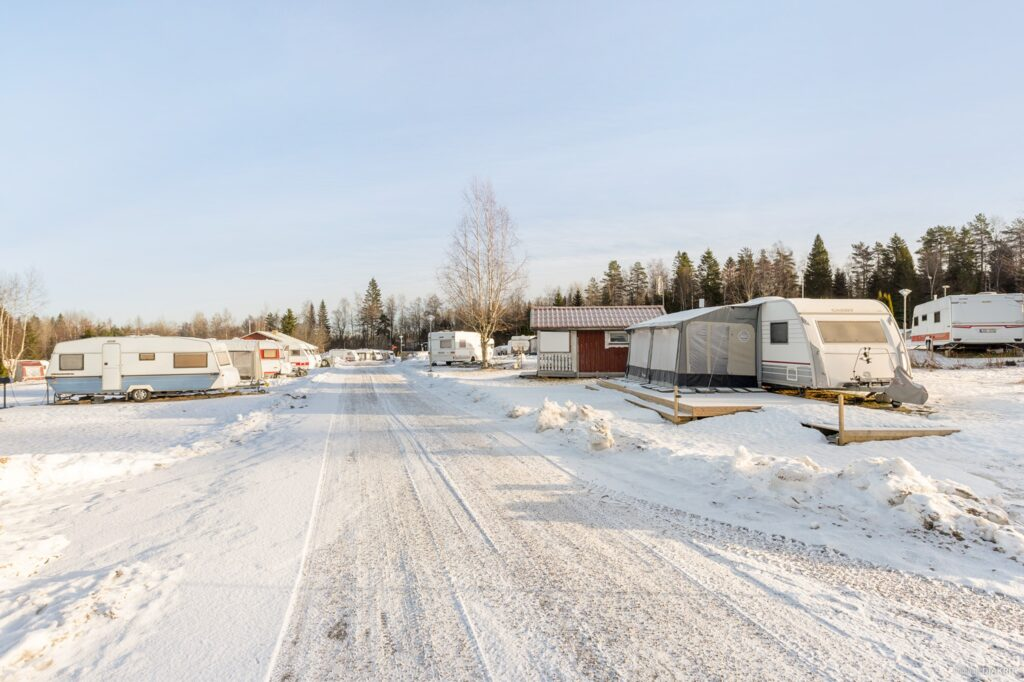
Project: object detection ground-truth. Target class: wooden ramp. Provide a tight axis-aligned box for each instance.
[801,396,959,445]
[597,379,763,423]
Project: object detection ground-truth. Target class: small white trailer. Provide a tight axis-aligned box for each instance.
[910,293,1024,349]
[242,331,318,375]
[428,331,493,366]
[46,336,241,402]
[509,335,537,355]
[755,297,922,402]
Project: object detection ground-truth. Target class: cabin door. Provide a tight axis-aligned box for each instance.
[101,343,121,392]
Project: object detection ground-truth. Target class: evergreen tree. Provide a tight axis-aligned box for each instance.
[833,269,849,298]
[317,300,330,336]
[584,278,602,306]
[602,261,626,305]
[735,247,757,301]
[360,278,384,343]
[571,288,583,306]
[722,256,739,304]
[849,242,875,298]
[281,308,297,335]
[264,312,280,331]
[671,251,696,311]
[552,289,565,306]
[967,213,995,291]
[626,261,649,304]
[696,249,723,305]
[771,243,799,297]
[802,234,833,297]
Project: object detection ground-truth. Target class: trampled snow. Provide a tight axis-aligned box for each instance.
[1,361,1022,680]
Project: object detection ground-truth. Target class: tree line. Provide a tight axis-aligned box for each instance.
[537,212,1024,325]
[4,205,1022,371]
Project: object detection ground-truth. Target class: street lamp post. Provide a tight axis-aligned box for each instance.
[942,285,949,298]
[899,288,912,337]
[426,314,435,372]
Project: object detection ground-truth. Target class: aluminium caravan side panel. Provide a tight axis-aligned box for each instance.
[758,301,813,388]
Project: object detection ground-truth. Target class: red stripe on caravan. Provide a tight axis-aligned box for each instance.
[762,360,811,365]
[951,324,1024,328]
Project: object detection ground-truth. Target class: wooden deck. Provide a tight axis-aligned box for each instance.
[597,379,769,422]
[801,395,959,445]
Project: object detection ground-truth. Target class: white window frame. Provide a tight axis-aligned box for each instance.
[605,331,629,348]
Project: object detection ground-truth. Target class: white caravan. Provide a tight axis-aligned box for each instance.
[47,336,241,402]
[509,335,537,355]
[241,331,318,375]
[755,297,915,395]
[428,331,493,365]
[910,293,1024,349]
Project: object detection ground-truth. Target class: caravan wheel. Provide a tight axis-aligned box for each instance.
[129,388,151,402]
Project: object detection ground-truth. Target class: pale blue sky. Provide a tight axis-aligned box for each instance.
[3,2,1023,320]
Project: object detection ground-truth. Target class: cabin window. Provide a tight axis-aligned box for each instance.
[605,331,629,347]
[291,349,302,357]
[216,351,231,366]
[173,352,208,369]
[261,348,280,359]
[770,322,788,344]
[440,339,453,349]
[934,312,940,323]
[538,331,571,353]
[59,354,84,371]
[459,339,467,348]
[817,321,887,344]
[139,353,155,361]
[913,317,918,327]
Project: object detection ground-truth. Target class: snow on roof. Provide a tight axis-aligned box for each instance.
[530,305,666,330]
[627,306,726,329]
[244,330,317,350]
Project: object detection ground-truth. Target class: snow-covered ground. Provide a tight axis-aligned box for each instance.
[1,362,1022,679]
[406,358,1024,597]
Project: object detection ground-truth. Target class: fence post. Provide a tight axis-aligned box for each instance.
[837,394,846,446]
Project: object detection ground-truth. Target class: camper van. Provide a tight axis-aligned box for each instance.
[46,336,241,401]
[910,293,1024,349]
[756,298,913,393]
[509,335,537,355]
[626,297,925,403]
[428,331,493,366]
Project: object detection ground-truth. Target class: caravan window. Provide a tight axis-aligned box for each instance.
[261,348,280,359]
[934,312,940,323]
[173,352,208,368]
[139,353,155,361]
[216,351,231,366]
[459,339,467,348]
[59,354,84,371]
[291,350,302,357]
[440,339,453,349]
[817,320,887,344]
[913,316,918,327]
[770,322,788,344]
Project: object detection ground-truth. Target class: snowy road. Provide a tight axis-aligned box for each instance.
[267,368,1024,681]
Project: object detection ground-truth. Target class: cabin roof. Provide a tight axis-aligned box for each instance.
[530,305,666,331]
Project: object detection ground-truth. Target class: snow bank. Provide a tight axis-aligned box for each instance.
[732,449,1023,559]
[535,399,615,451]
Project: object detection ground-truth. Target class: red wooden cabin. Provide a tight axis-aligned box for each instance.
[530,306,665,378]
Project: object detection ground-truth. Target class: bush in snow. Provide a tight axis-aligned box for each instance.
[535,399,615,451]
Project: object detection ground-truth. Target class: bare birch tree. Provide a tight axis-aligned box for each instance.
[439,179,527,368]
[0,270,46,374]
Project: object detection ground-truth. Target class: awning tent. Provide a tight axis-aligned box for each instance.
[625,305,759,388]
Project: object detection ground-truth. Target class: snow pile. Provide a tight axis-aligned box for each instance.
[733,448,1023,558]
[0,451,185,498]
[535,399,615,451]
[0,562,178,679]
[506,405,534,419]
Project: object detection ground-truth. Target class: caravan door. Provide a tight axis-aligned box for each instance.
[101,342,121,391]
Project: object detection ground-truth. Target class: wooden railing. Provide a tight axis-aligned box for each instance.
[538,352,574,373]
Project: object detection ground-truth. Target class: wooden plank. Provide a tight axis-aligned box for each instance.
[623,398,690,424]
[801,422,959,444]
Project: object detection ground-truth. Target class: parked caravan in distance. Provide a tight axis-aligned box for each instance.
[509,335,537,355]
[625,298,926,404]
[10,359,47,382]
[428,331,493,366]
[241,331,318,375]
[222,339,267,384]
[46,336,241,402]
[910,293,1024,349]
